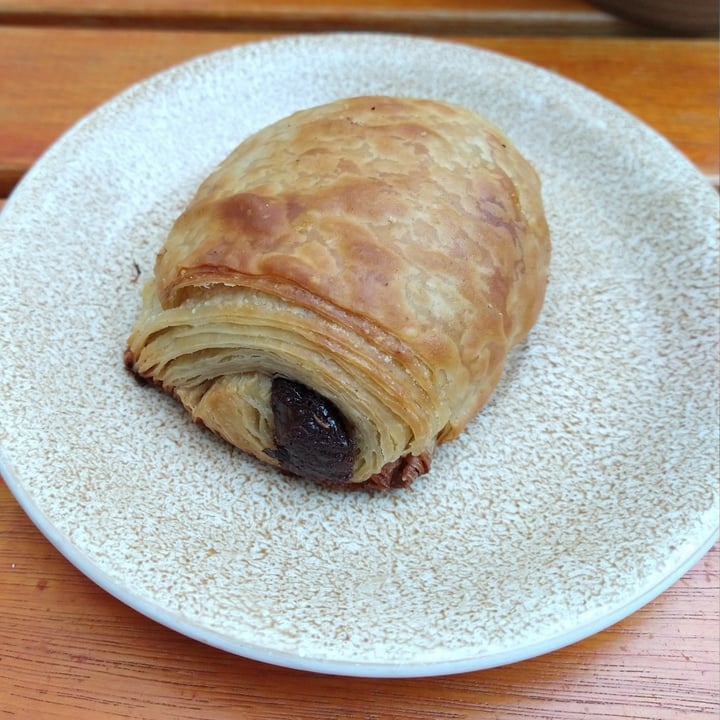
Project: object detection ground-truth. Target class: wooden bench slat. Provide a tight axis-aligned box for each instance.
[0,0,645,35]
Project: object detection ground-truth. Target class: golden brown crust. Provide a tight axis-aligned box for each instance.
[126,96,550,487]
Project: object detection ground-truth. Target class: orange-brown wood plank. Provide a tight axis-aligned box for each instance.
[0,478,717,720]
[0,28,716,197]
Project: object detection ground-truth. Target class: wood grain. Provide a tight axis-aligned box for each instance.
[0,0,638,36]
[0,478,717,719]
[0,27,716,197]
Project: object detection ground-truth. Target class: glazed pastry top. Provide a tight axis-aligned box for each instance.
[153,96,550,441]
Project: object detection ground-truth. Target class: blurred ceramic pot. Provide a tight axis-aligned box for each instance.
[589,0,718,35]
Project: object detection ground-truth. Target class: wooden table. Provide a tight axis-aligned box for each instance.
[1,2,718,718]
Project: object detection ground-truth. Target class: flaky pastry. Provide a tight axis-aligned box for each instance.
[124,96,551,489]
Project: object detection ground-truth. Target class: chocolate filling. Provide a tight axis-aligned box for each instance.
[265,377,356,485]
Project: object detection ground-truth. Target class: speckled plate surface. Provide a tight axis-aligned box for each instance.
[0,34,717,678]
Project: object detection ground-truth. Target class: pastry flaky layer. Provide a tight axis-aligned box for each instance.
[125,95,551,489]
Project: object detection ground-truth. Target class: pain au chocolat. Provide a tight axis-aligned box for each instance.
[124,96,551,489]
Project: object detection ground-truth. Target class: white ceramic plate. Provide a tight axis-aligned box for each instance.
[0,34,717,678]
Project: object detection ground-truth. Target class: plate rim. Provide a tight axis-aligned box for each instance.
[1,31,718,678]
[2,445,717,677]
